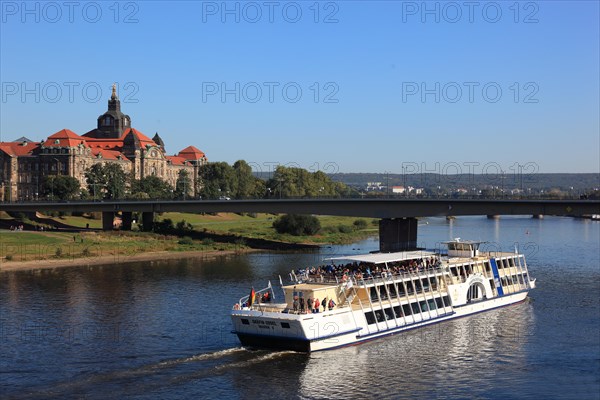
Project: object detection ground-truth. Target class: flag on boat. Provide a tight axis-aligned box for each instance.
[248,287,256,307]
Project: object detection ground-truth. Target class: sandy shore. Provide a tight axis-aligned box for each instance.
[0,249,256,273]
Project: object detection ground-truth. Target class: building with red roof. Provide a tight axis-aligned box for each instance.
[0,85,207,201]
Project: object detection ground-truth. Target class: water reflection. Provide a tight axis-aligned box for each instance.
[297,301,535,399]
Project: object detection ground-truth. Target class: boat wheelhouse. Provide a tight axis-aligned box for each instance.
[231,239,536,352]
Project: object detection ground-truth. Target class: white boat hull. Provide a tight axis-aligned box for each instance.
[232,290,530,352]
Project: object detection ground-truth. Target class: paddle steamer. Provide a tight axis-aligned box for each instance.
[231,239,536,352]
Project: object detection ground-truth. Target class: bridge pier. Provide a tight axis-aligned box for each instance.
[379,217,418,252]
[121,212,133,231]
[102,212,114,231]
[141,212,154,232]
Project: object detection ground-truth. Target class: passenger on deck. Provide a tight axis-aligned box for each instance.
[313,297,319,313]
[321,298,327,312]
[328,299,336,311]
[293,299,298,313]
[307,298,313,313]
[299,297,305,313]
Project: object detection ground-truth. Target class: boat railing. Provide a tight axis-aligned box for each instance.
[299,265,447,288]
[238,283,273,308]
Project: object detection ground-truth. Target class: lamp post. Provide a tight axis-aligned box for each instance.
[91,183,100,202]
[402,166,407,198]
[276,178,284,199]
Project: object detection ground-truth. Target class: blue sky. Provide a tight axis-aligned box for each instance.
[1,0,598,174]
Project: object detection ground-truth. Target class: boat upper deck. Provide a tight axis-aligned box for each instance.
[289,249,525,289]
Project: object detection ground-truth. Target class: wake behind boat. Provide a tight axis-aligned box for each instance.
[231,239,536,352]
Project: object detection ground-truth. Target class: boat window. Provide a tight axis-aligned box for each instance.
[393,306,403,318]
[450,267,458,277]
[384,308,394,320]
[508,258,515,268]
[380,286,389,300]
[421,278,430,292]
[419,300,428,312]
[442,296,451,307]
[428,299,437,311]
[414,280,422,293]
[398,283,406,296]
[375,310,385,322]
[406,281,414,294]
[370,287,379,301]
[241,319,250,325]
[387,284,397,298]
[435,297,443,309]
[411,302,421,315]
[281,322,290,329]
[430,277,438,290]
[365,312,376,325]
[402,303,412,316]
[518,274,524,285]
[484,261,491,272]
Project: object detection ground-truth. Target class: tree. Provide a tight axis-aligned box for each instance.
[198,162,236,199]
[41,176,80,200]
[85,163,127,200]
[130,175,174,199]
[232,160,265,199]
[266,165,356,198]
[232,160,253,199]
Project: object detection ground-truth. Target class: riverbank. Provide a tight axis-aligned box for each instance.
[0,248,257,273]
[0,213,376,272]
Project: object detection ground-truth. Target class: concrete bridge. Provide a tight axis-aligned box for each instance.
[2,199,598,252]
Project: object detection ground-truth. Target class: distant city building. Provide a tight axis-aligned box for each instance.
[0,85,207,201]
[392,186,423,195]
[366,182,384,191]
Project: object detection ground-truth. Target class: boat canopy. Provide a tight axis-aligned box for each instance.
[326,250,436,265]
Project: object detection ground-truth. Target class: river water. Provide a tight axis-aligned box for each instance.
[1,216,599,399]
